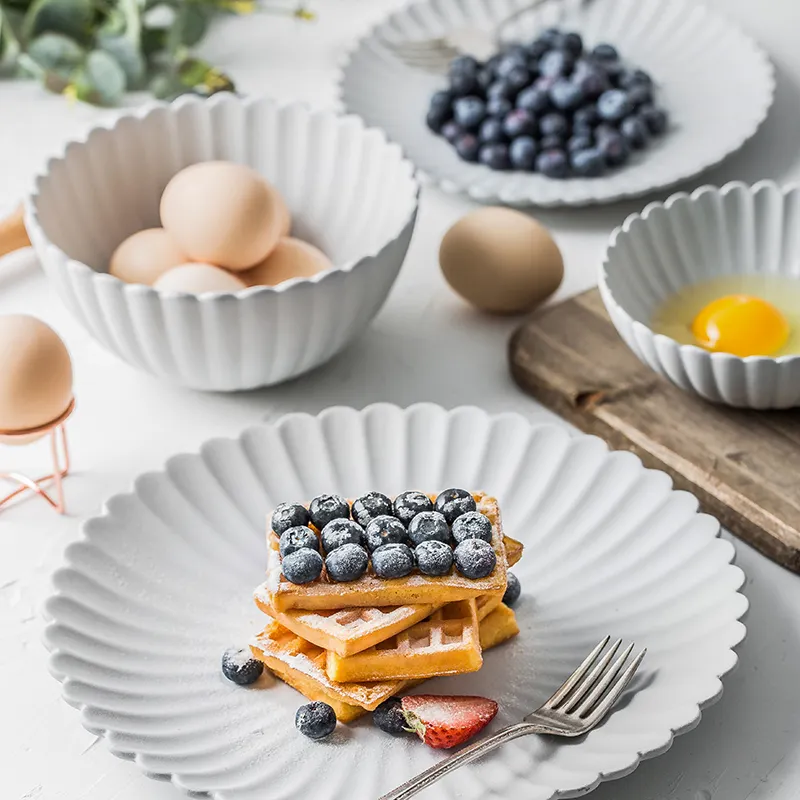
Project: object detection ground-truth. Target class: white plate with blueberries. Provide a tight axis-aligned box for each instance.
[43,404,746,800]
[338,0,774,206]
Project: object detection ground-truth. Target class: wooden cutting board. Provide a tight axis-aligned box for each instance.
[509,288,800,573]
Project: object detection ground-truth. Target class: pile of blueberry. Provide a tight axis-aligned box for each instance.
[425,27,668,178]
[272,489,498,584]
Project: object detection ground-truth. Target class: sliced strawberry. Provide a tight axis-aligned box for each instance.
[401,695,498,749]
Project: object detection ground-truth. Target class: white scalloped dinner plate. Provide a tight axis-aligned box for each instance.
[338,0,774,207]
[44,404,746,799]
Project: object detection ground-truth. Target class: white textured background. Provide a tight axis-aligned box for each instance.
[1,1,800,798]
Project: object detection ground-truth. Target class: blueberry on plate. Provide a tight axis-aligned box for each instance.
[296,701,337,740]
[449,54,479,77]
[486,79,516,101]
[593,122,619,142]
[426,107,450,134]
[454,131,480,161]
[451,511,493,543]
[592,42,618,61]
[640,104,669,135]
[505,65,531,92]
[503,109,537,138]
[282,547,324,584]
[372,543,415,579]
[570,147,606,176]
[538,111,569,139]
[539,49,574,78]
[441,120,463,144]
[597,131,631,166]
[539,134,565,151]
[526,37,551,60]
[321,518,366,553]
[618,67,652,89]
[271,502,310,535]
[325,542,369,582]
[509,136,538,171]
[453,96,487,130]
[479,142,511,170]
[308,494,350,530]
[408,511,451,546]
[415,539,454,576]
[503,572,522,607]
[627,83,653,108]
[221,647,264,685]
[434,488,477,524]
[562,31,583,56]
[476,67,494,92]
[573,66,608,99]
[373,696,410,735]
[597,89,632,122]
[393,491,434,526]
[496,51,528,79]
[538,27,563,48]
[479,117,507,145]
[351,491,393,528]
[449,71,478,97]
[536,148,569,178]
[620,114,649,149]
[279,525,319,558]
[567,134,594,154]
[486,96,513,118]
[429,90,453,112]
[516,85,549,114]
[572,103,599,128]
[454,538,497,579]
[549,78,585,111]
[365,514,409,551]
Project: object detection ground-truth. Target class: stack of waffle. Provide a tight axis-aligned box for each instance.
[250,493,522,722]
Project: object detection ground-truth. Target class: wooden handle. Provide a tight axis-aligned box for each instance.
[0,203,31,258]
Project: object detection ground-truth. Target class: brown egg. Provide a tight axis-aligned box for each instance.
[160,162,285,271]
[153,264,247,294]
[439,207,564,314]
[0,315,73,441]
[240,237,332,287]
[275,194,292,238]
[109,228,187,286]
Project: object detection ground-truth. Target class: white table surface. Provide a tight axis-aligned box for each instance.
[2,1,800,798]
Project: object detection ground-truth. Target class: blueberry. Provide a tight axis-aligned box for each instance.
[496,52,528,79]
[365,514,408,551]
[479,117,507,144]
[476,68,494,92]
[271,502,310,535]
[393,491,434,526]
[562,32,583,56]
[505,65,532,92]
[597,131,630,166]
[449,54,479,77]
[453,538,497,579]
[627,83,653,108]
[308,494,349,530]
[221,647,264,685]
[321,518,366,553]
[479,142,511,170]
[567,134,594,154]
[449,71,478,96]
[484,53,502,76]
[570,147,606,176]
[503,108,537,138]
[538,27,563,48]
[408,510,450,546]
[538,111,569,138]
[573,67,608,99]
[539,135,564,151]
[434,488,476,524]
[572,103,599,128]
[451,511,493,543]
[373,696,409,735]
[549,78,584,111]
[279,525,319,557]
[415,539,454,576]
[640,104,668,135]
[503,571,522,607]
[282,547,324,584]
[486,96,513,118]
[534,74,558,93]
[618,68,652,89]
[570,122,594,140]
[536,148,569,178]
[453,96,487,130]
[426,107,450,134]
[509,136,538,171]
[539,49,574,78]
[594,122,619,142]
[486,80,516,101]
[296,701,337,740]
[456,132,483,161]
[372,543,415,579]
[441,120,463,144]
[592,43,619,61]
[620,114,648,149]
[351,491,393,528]
[429,89,453,112]
[526,38,551,60]
[325,542,369,582]
[597,89,632,122]
[516,85,549,114]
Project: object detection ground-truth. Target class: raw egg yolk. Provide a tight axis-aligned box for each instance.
[691,295,789,357]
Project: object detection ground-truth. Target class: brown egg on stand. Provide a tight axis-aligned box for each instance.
[109,228,187,286]
[240,237,333,287]
[153,263,247,294]
[439,207,564,314]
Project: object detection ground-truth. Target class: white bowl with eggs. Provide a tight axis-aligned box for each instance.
[599,180,800,409]
[25,94,419,392]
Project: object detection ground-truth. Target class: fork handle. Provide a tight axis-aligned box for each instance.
[379,722,547,800]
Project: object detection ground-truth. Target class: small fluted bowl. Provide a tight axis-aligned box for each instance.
[600,181,800,409]
[26,94,419,392]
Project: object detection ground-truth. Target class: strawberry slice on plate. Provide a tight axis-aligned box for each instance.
[401,695,498,749]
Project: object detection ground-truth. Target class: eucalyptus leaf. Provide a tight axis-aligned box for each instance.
[23,0,94,46]
[84,48,126,104]
[149,70,183,100]
[173,4,209,48]
[28,31,84,75]
[98,32,144,87]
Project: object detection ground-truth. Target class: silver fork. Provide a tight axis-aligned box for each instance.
[379,636,646,800]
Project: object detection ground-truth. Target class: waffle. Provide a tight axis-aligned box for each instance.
[325,599,482,682]
[250,603,520,722]
[266,493,508,611]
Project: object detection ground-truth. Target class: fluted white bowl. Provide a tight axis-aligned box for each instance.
[600,181,800,408]
[25,94,419,391]
[44,404,746,800]
[338,0,774,207]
